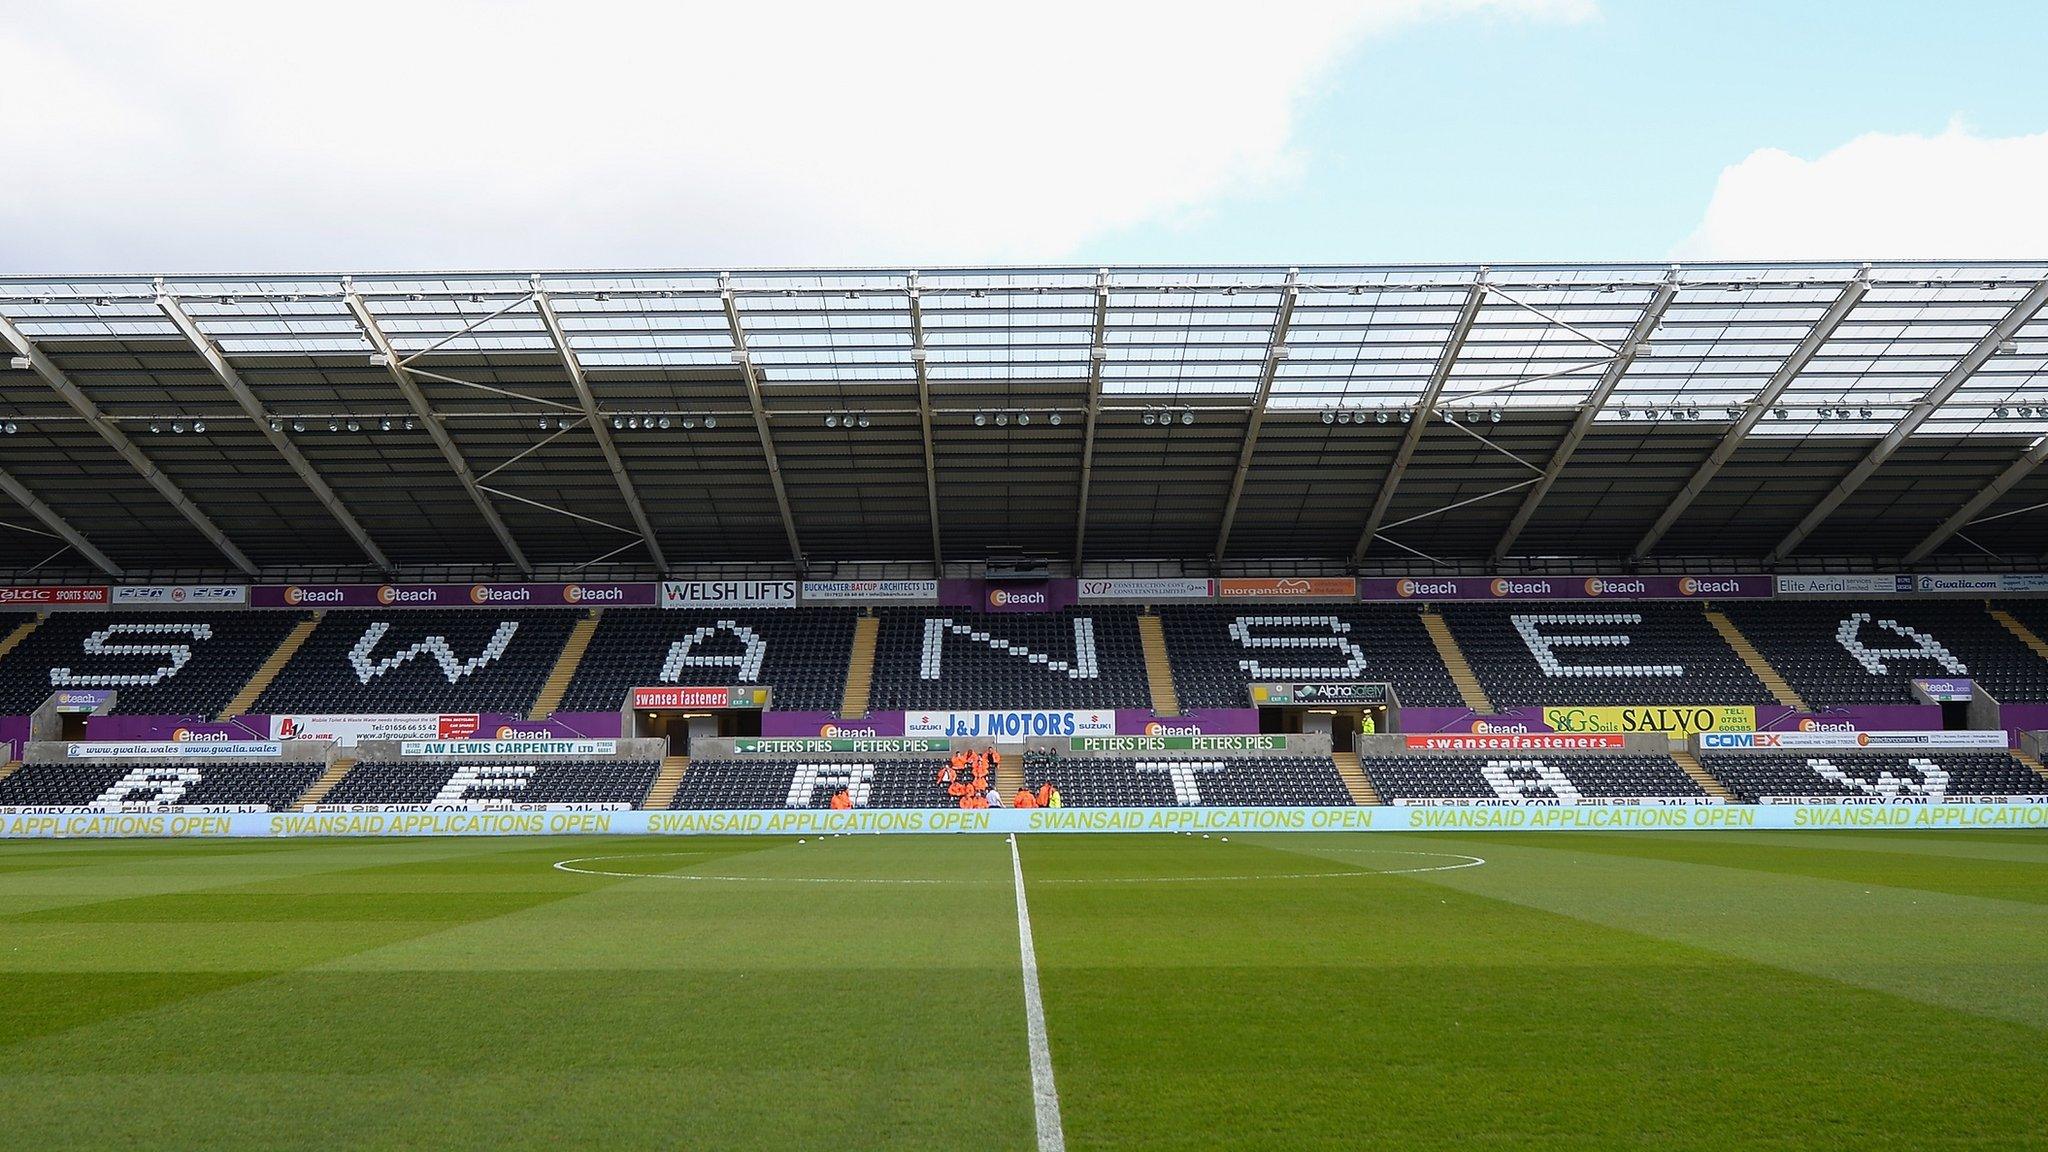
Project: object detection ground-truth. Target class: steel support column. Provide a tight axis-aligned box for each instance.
[906,274,945,571]
[1492,271,1679,563]
[0,464,124,576]
[1073,269,1111,567]
[1766,275,2048,564]
[158,293,394,571]
[1905,434,2048,562]
[344,289,533,573]
[532,282,669,572]
[1352,279,1486,564]
[0,312,258,574]
[1212,269,1299,562]
[719,276,806,570]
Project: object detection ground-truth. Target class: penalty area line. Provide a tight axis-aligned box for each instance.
[1009,833,1066,1152]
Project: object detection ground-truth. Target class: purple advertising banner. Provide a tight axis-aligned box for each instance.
[1999,703,2048,735]
[762,709,1260,739]
[49,689,114,712]
[1399,704,1945,735]
[1399,707,1553,734]
[0,715,28,761]
[937,580,1079,614]
[1112,709,1261,735]
[251,583,656,610]
[1753,705,1944,732]
[85,711,625,743]
[760,711,909,738]
[86,714,270,742]
[1359,575,1774,602]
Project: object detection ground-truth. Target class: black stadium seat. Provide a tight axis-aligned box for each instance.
[558,607,856,713]
[868,608,1150,711]
[321,758,660,806]
[670,758,953,809]
[1158,605,1462,710]
[253,610,579,716]
[1440,603,1768,707]
[1021,747,1352,806]
[0,611,309,716]
[1363,754,1705,802]
[0,759,323,810]
[1719,601,2048,706]
[1700,752,2046,803]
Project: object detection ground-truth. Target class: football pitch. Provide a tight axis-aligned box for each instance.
[1,830,2044,1150]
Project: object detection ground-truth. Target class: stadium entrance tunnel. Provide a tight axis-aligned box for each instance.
[633,705,762,757]
[1258,704,1390,752]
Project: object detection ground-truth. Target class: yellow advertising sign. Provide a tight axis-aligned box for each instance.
[1540,705,1757,735]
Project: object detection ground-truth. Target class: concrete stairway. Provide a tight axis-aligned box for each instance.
[0,760,22,786]
[1704,609,1808,710]
[1331,751,1380,805]
[293,757,356,810]
[529,610,602,719]
[995,757,1026,798]
[838,615,880,718]
[220,612,323,719]
[643,756,689,809]
[0,614,42,662]
[2014,749,2048,788]
[1420,609,1494,713]
[1990,608,2048,661]
[1670,747,1735,801]
[1137,614,1181,716]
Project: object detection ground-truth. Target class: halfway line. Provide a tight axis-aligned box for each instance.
[1009,833,1066,1152]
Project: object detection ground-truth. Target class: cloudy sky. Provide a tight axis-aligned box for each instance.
[2,0,2045,271]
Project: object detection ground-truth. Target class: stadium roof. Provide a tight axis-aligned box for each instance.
[2,261,2046,581]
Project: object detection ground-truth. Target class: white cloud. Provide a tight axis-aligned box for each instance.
[0,0,1591,271]
[1678,123,2048,260]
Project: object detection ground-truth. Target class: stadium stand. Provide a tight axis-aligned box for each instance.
[1157,605,1463,710]
[319,758,660,807]
[556,607,856,713]
[1439,603,1769,707]
[252,610,579,716]
[0,611,309,716]
[868,608,1150,711]
[1718,601,2048,706]
[0,759,324,810]
[1362,754,1706,802]
[1701,751,2046,803]
[1020,747,1352,807]
[669,758,953,809]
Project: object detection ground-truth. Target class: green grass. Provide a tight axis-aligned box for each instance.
[0,830,2044,1149]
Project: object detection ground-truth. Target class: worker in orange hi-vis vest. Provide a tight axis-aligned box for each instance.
[1013,788,1038,808]
[938,761,956,785]
[828,789,852,810]
[1036,782,1052,808]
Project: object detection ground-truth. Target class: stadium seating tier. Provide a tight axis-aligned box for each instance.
[1439,603,1769,707]
[557,607,855,713]
[0,611,309,716]
[0,760,323,810]
[1158,605,1462,710]
[252,610,579,716]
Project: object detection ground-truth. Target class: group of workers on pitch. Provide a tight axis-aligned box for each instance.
[821,747,1063,810]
